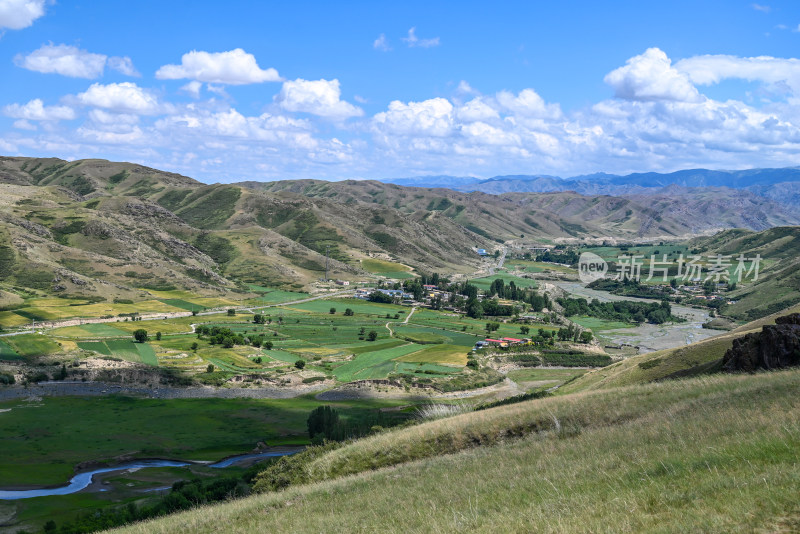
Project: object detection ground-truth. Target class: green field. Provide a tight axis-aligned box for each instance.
[2,334,61,358]
[569,316,633,333]
[361,258,414,279]
[246,287,311,304]
[0,339,23,360]
[469,272,538,290]
[77,340,157,365]
[332,343,426,381]
[0,395,411,487]
[395,344,468,365]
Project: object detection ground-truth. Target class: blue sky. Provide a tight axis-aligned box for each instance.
[1,0,800,183]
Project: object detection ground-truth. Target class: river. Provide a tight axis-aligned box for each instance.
[550,281,721,353]
[0,450,297,500]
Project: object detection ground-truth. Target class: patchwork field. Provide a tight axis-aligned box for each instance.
[77,340,158,365]
[360,258,414,279]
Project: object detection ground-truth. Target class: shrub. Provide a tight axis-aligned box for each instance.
[0,372,15,385]
[295,359,306,369]
[133,329,148,343]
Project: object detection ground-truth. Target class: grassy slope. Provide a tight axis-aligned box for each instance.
[560,301,800,394]
[113,370,800,533]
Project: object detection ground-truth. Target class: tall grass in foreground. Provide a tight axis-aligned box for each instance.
[110,370,800,533]
[414,400,474,420]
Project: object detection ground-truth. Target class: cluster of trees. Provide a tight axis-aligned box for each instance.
[557,297,675,324]
[195,325,273,349]
[306,405,400,443]
[367,291,394,303]
[556,324,594,343]
[535,249,579,265]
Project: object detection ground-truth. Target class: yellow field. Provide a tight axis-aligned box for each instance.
[190,297,239,308]
[0,311,30,327]
[112,320,195,335]
[49,326,93,337]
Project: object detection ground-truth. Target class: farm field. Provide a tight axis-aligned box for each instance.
[506,260,577,274]
[469,272,539,291]
[360,258,414,279]
[77,340,158,365]
[570,316,633,333]
[507,368,588,391]
[0,395,412,487]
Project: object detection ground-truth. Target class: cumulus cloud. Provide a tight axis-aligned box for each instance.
[751,3,771,12]
[604,47,703,103]
[496,89,562,119]
[3,99,76,121]
[277,79,363,119]
[402,27,440,48]
[15,44,107,78]
[14,44,139,78]
[0,0,46,30]
[373,33,391,51]
[675,54,800,96]
[155,48,281,85]
[373,98,454,136]
[456,97,499,122]
[77,82,163,114]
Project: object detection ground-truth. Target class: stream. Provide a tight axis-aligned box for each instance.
[550,281,720,353]
[0,450,296,500]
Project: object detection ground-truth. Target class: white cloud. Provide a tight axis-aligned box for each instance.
[15,44,107,78]
[155,48,281,85]
[14,44,139,78]
[496,89,562,119]
[402,27,440,48]
[461,121,520,146]
[277,79,363,119]
[88,109,139,126]
[77,82,163,114]
[456,97,499,122]
[107,56,140,77]
[604,47,703,103]
[675,54,800,96]
[3,99,76,121]
[0,0,46,30]
[180,81,203,97]
[206,84,229,98]
[13,119,36,130]
[751,3,771,12]
[373,98,454,136]
[373,34,391,51]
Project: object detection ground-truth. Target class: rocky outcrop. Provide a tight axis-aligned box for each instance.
[722,313,800,372]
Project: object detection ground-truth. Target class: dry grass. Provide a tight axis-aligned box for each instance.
[109,369,800,534]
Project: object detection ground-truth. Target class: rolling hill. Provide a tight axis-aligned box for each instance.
[1,156,799,316]
[110,368,800,533]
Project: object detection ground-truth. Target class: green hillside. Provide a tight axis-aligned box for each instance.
[112,369,800,533]
[560,302,800,394]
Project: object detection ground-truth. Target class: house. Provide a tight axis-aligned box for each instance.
[335,280,350,286]
[423,284,438,290]
[477,249,488,256]
[502,337,523,345]
[484,338,507,347]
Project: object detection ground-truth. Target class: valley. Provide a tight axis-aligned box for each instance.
[1,158,799,533]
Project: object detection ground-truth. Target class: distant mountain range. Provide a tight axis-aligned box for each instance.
[384,167,800,210]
